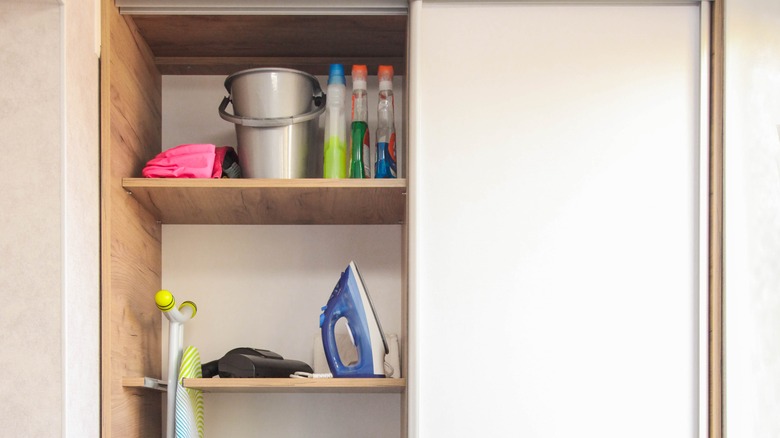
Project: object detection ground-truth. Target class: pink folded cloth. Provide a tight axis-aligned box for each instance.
[143,144,237,178]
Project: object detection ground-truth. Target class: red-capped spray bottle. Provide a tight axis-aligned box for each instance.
[375,65,397,178]
[349,65,370,178]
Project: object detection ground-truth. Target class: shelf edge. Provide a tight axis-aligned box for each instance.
[122,377,168,392]
[182,377,407,393]
[122,177,407,189]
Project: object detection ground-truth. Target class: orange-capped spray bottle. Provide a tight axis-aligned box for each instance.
[349,65,370,178]
[375,65,397,178]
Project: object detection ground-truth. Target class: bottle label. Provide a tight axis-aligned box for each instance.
[362,130,370,178]
[324,135,347,178]
[349,121,370,178]
[388,132,397,164]
[375,136,397,179]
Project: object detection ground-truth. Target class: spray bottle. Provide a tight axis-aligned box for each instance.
[323,64,347,178]
[375,65,397,178]
[349,65,370,178]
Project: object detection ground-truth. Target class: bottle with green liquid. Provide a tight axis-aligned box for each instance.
[323,64,347,178]
[349,65,370,178]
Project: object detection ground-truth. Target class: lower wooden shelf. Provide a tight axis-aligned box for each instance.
[186,377,406,393]
[123,377,406,394]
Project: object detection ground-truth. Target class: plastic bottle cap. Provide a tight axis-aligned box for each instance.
[378,65,394,91]
[377,65,394,81]
[352,64,368,79]
[352,64,368,90]
[328,63,346,85]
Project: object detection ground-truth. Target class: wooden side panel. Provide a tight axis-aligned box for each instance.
[101,0,163,436]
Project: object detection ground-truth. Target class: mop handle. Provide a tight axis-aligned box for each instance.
[155,290,197,438]
[156,289,197,323]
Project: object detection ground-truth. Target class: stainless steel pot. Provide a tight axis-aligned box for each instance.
[219,68,326,178]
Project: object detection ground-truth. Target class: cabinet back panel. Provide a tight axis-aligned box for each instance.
[162,224,403,437]
[160,74,405,178]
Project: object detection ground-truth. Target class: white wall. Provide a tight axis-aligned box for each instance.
[0,1,99,437]
[411,3,703,437]
[724,0,780,436]
[0,3,64,433]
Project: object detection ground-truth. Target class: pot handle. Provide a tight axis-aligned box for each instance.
[219,92,327,128]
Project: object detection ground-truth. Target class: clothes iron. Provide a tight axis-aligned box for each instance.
[320,261,388,378]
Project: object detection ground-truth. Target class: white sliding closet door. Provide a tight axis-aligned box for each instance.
[409,2,705,437]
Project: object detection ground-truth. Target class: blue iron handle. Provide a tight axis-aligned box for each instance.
[321,304,377,377]
[322,308,348,376]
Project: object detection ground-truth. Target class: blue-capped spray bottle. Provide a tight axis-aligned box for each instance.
[323,64,347,178]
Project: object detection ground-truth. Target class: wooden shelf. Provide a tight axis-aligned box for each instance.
[129,15,408,75]
[123,377,406,393]
[122,377,167,391]
[123,178,407,225]
[185,377,405,393]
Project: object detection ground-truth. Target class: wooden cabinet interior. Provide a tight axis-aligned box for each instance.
[133,14,407,75]
[101,1,163,436]
[100,0,409,436]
